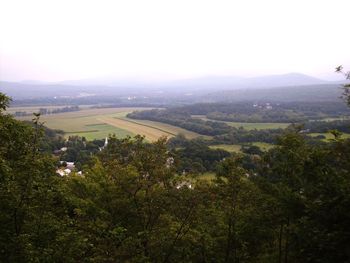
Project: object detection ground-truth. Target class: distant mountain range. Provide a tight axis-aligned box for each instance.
[0,73,346,100]
[57,72,333,88]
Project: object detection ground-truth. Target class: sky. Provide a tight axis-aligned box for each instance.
[0,0,349,82]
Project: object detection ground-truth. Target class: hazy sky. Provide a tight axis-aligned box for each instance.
[0,0,349,82]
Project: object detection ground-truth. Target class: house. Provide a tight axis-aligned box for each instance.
[62,161,75,170]
[176,181,193,189]
[58,161,75,170]
[99,137,109,151]
[56,168,83,177]
[60,147,67,152]
[56,168,71,176]
[166,157,174,168]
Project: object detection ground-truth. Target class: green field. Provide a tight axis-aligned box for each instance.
[197,172,216,181]
[192,115,290,130]
[308,132,350,141]
[209,144,242,153]
[67,123,133,141]
[251,142,274,151]
[209,142,274,153]
[226,122,290,130]
[316,116,350,122]
[16,107,202,141]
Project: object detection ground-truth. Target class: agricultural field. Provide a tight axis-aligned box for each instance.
[192,115,290,130]
[15,107,202,141]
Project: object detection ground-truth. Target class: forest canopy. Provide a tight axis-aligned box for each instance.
[1,91,350,262]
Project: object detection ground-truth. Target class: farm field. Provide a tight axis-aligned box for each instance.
[121,118,206,140]
[191,115,290,130]
[15,107,202,141]
[96,116,173,142]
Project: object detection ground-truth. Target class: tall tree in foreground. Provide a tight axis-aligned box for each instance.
[336,65,350,106]
[0,93,84,262]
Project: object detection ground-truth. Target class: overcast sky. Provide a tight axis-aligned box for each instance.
[0,0,349,82]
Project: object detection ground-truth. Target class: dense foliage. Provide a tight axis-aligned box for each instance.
[1,91,350,262]
[128,101,350,125]
[128,108,232,136]
[303,119,350,133]
[169,136,231,173]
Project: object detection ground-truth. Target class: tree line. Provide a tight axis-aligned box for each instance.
[13,106,80,117]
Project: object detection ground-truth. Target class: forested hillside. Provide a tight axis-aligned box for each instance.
[1,89,350,262]
[128,101,350,125]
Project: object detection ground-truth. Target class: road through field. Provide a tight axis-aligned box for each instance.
[97,116,174,142]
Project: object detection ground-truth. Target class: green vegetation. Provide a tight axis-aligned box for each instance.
[197,172,216,181]
[2,86,350,262]
[226,121,290,130]
[185,101,350,123]
[69,123,133,141]
[209,144,242,153]
[308,132,350,141]
[251,141,274,151]
[193,115,290,130]
[303,119,350,133]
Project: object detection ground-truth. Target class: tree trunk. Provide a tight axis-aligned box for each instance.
[279,223,284,263]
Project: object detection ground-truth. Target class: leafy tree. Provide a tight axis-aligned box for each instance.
[336,65,350,106]
[0,92,84,262]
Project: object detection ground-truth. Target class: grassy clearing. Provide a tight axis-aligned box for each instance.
[210,142,274,152]
[209,144,242,153]
[197,172,216,181]
[251,142,274,151]
[191,115,289,130]
[316,116,350,122]
[226,122,290,130]
[308,132,350,141]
